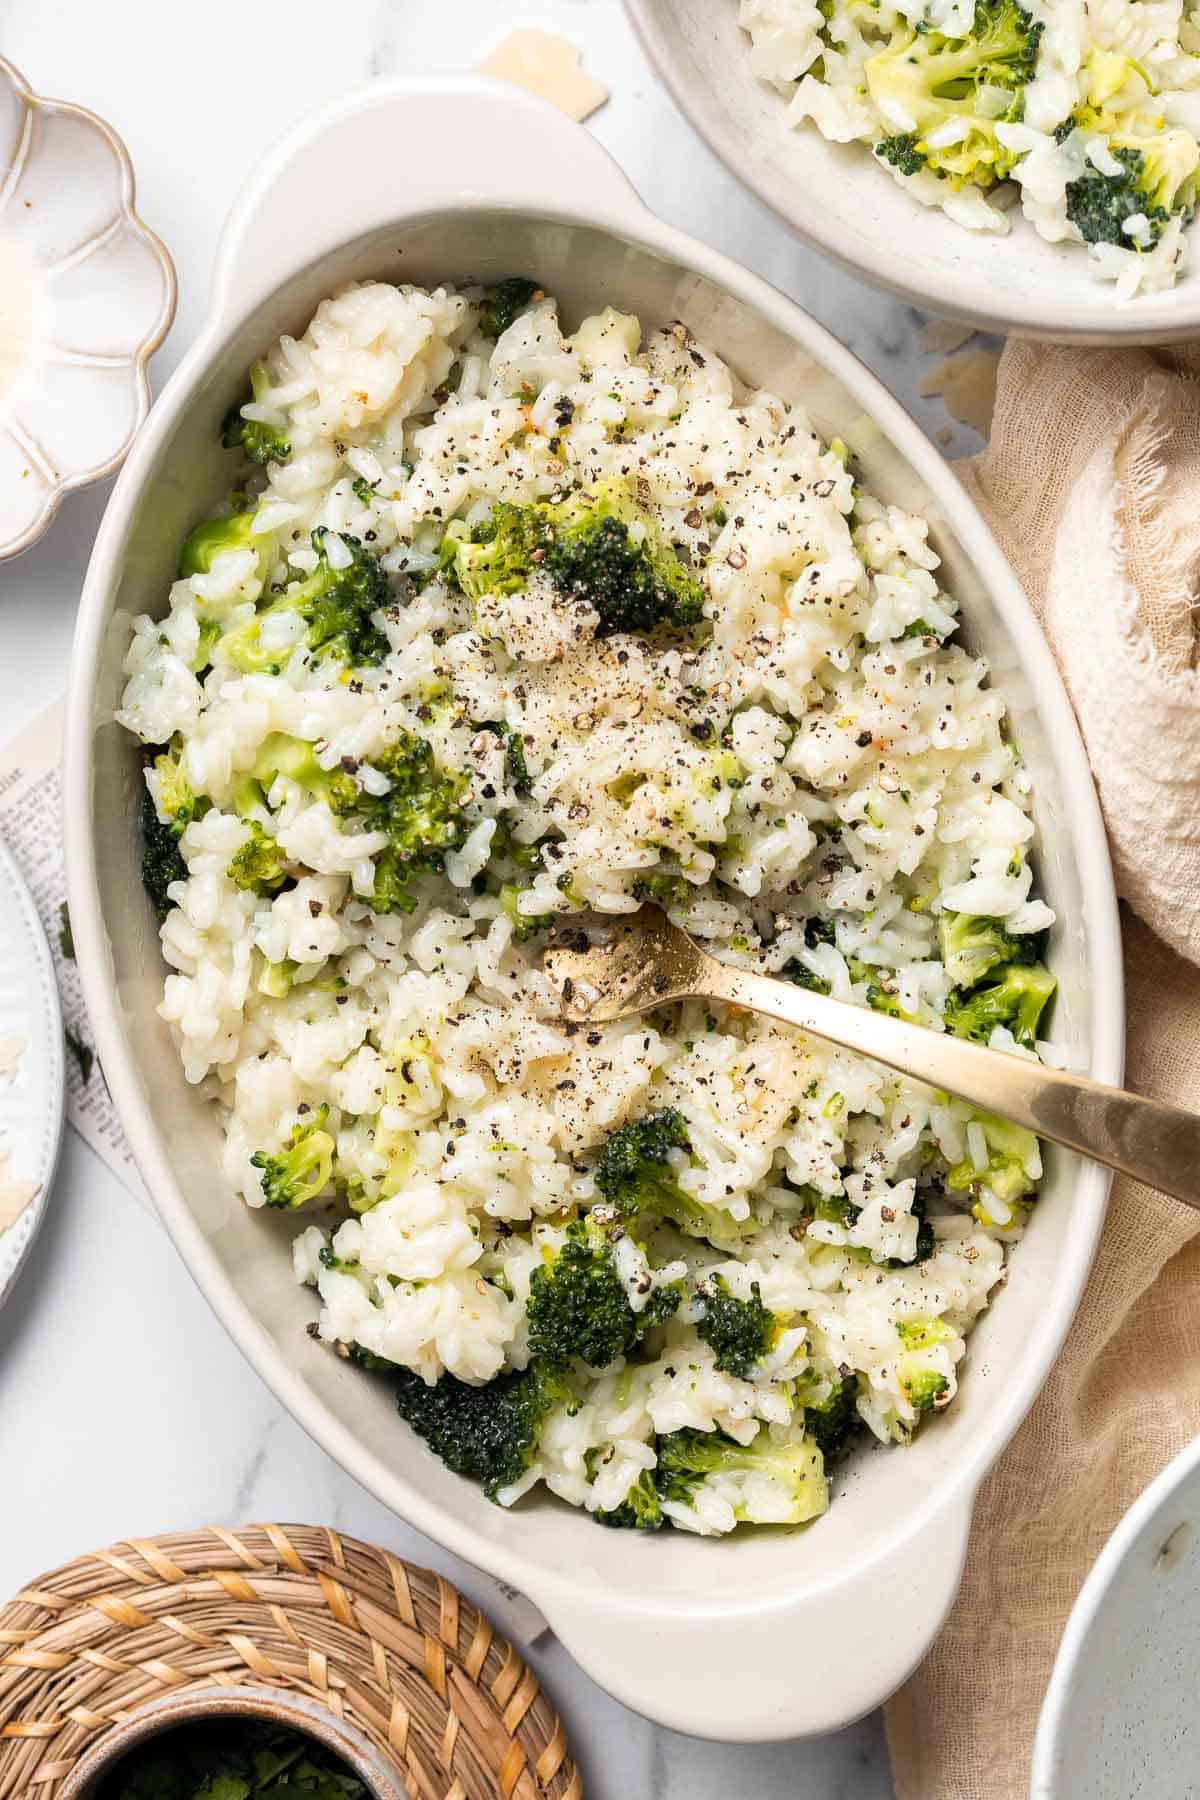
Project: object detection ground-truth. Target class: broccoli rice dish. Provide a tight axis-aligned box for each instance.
[118,277,1057,1537]
[740,0,1200,297]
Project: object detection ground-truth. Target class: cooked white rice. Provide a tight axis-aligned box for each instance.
[118,279,1055,1536]
[740,0,1200,298]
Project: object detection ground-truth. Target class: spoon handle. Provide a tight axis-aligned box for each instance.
[703,962,1199,1209]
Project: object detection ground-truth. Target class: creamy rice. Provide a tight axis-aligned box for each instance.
[118,279,1055,1535]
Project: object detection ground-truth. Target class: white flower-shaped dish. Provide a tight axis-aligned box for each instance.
[0,57,176,559]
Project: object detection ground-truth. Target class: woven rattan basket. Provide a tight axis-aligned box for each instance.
[0,1524,581,1799]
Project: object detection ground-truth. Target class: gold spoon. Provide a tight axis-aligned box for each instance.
[541,907,1200,1207]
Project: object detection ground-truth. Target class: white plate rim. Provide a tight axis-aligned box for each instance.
[1030,1433,1200,1797]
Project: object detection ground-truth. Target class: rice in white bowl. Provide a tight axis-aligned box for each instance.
[740,0,1200,299]
[118,278,1057,1536]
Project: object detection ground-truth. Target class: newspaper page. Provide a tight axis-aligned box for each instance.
[0,694,549,1644]
[0,696,150,1209]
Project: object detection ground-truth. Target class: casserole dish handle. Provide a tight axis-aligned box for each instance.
[208,76,643,332]
[535,1494,973,1741]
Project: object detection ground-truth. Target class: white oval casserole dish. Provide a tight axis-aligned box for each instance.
[64,75,1122,1742]
[626,0,1200,346]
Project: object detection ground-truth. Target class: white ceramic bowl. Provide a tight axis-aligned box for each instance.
[1032,1436,1200,1797]
[65,75,1123,1742]
[0,56,176,559]
[626,0,1200,345]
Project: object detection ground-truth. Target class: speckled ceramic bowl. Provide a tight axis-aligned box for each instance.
[58,1685,406,1800]
[1031,1436,1200,1798]
[0,56,176,560]
[626,0,1200,344]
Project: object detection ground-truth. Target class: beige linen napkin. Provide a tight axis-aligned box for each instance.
[885,342,1200,1800]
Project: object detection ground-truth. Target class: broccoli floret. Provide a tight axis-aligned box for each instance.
[876,133,927,177]
[810,1191,862,1229]
[192,617,223,675]
[479,721,532,794]
[352,475,378,506]
[595,1468,664,1531]
[655,1426,828,1527]
[867,0,1044,191]
[896,1318,958,1413]
[1066,136,1199,245]
[355,733,468,856]
[448,501,545,602]
[846,958,917,1020]
[944,960,1056,1048]
[803,1373,862,1459]
[148,741,199,832]
[866,982,913,1019]
[906,1369,951,1410]
[318,1244,361,1277]
[238,727,464,917]
[386,1358,572,1500]
[901,616,954,642]
[356,847,420,916]
[897,1316,956,1351]
[632,864,694,909]
[500,882,553,942]
[543,507,705,636]
[902,1190,937,1265]
[508,833,550,873]
[347,731,470,913]
[1061,55,1199,246]
[781,958,832,995]
[447,480,706,637]
[221,359,291,464]
[938,911,1035,987]
[504,728,531,794]
[257,956,298,999]
[347,1344,397,1374]
[594,1109,750,1253]
[336,1170,375,1214]
[223,529,391,673]
[782,916,837,993]
[526,1215,682,1369]
[594,1107,691,1207]
[140,791,188,919]
[250,1104,336,1209]
[139,747,194,920]
[292,529,392,665]
[695,1275,777,1379]
[244,730,465,917]
[476,276,539,338]
[179,507,269,582]
[946,1110,1040,1222]
[235,733,360,817]
[227,821,290,896]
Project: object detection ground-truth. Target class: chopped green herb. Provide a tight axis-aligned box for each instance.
[95,1717,371,1800]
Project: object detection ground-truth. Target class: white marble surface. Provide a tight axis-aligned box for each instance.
[0,0,996,1787]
